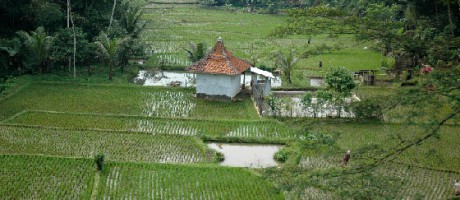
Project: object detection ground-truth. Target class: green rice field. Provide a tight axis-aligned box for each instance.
[0,2,458,198]
[140,3,387,87]
[0,83,258,121]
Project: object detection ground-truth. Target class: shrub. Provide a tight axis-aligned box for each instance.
[351,99,383,120]
[274,149,288,163]
[214,151,225,162]
[94,153,105,171]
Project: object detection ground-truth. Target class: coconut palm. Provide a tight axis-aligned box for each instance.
[95,34,122,80]
[121,3,146,38]
[185,42,207,62]
[273,49,298,84]
[17,27,53,74]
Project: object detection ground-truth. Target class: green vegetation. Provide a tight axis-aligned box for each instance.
[97,162,283,199]
[1,0,460,199]
[306,122,460,171]
[0,125,208,163]
[141,3,383,82]
[3,111,297,142]
[0,155,94,199]
[0,83,258,121]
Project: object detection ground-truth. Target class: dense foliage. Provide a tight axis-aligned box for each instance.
[275,0,460,73]
[0,0,146,85]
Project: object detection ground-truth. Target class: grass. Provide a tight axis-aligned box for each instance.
[0,125,208,163]
[98,161,284,200]
[0,154,94,199]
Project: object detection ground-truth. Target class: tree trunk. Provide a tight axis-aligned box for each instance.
[67,0,70,28]
[287,72,292,84]
[67,0,71,76]
[108,0,117,31]
[109,62,113,80]
[71,13,76,79]
[68,57,71,76]
[73,32,76,79]
[447,3,455,36]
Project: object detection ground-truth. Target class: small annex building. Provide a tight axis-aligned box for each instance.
[186,37,252,100]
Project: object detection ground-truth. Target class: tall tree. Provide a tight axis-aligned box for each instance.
[323,67,356,117]
[95,34,122,80]
[272,49,298,84]
[17,27,53,74]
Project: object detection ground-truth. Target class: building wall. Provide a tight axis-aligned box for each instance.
[196,74,241,98]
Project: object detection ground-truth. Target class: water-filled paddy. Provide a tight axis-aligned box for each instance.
[207,143,282,168]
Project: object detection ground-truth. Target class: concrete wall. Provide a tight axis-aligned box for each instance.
[196,74,241,98]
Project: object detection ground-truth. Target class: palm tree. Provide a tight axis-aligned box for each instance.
[17,27,53,74]
[0,38,23,73]
[185,42,207,62]
[121,3,146,38]
[95,34,121,80]
[273,49,298,84]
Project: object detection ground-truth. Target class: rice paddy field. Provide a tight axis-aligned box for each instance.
[0,81,287,199]
[1,78,459,199]
[0,2,458,199]
[140,2,389,87]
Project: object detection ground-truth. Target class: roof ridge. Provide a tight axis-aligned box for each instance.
[186,38,251,75]
[220,48,239,75]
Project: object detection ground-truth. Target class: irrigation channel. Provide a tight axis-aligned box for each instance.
[207,143,282,168]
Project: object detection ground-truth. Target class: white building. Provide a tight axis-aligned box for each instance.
[187,38,252,100]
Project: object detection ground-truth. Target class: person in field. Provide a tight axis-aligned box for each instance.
[342,150,351,167]
[455,179,460,196]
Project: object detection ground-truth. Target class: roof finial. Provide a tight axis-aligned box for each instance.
[217,37,223,42]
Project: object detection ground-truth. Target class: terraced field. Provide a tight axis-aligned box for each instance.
[140,3,386,87]
[0,81,286,199]
[0,2,458,198]
[0,155,94,199]
[0,83,258,121]
[0,126,207,163]
[3,110,296,141]
[0,155,283,199]
[98,162,283,200]
[307,122,460,172]
[375,163,459,199]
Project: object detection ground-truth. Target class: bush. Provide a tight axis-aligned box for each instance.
[94,153,105,171]
[351,99,383,120]
[214,151,225,162]
[274,149,288,163]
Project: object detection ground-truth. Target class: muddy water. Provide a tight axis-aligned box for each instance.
[207,143,282,168]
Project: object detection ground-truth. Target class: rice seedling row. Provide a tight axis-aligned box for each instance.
[5,111,297,141]
[309,122,460,172]
[97,162,284,199]
[0,154,94,199]
[0,126,207,163]
[299,155,338,169]
[375,163,460,199]
[0,83,259,121]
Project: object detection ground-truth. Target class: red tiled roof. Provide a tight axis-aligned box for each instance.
[186,38,252,75]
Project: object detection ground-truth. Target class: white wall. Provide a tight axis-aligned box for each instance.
[196,74,241,98]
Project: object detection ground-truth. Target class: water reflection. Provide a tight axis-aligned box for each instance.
[207,143,282,168]
[134,70,282,87]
